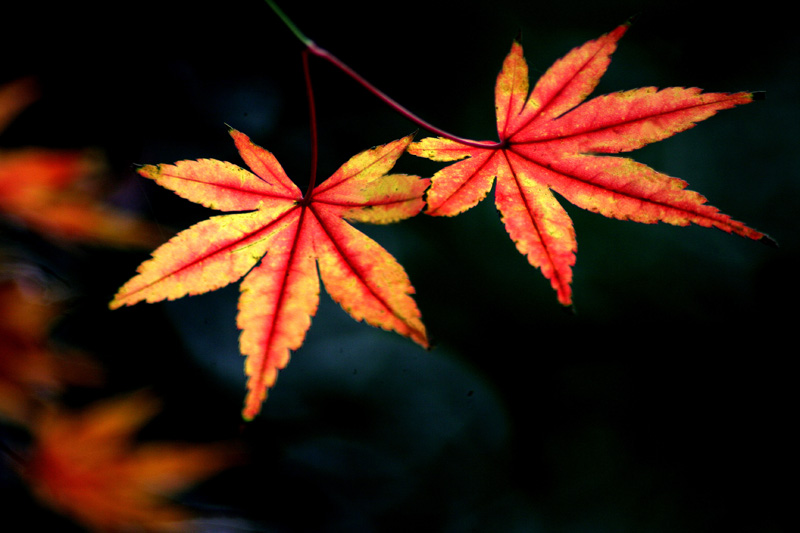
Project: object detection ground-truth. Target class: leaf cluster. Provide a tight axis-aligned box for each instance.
[108,16,770,420]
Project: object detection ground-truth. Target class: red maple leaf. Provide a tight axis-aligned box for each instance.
[408,24,770,306]
[110,130,429,420]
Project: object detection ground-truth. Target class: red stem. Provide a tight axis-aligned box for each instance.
[264,0,500,149]
[302,49,319,201]
[306,41,502,150]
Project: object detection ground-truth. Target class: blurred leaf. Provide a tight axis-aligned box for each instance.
[0,78,164,247]
[0,274,102,424]
[21,391,240,532]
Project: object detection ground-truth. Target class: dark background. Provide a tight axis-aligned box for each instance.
[2,0,796,531]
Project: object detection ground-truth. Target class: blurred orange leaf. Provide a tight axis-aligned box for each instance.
[0,78,163,247]
[0,275,102,423]
[21,392,239,532]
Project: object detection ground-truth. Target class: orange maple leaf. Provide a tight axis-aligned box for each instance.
[0,78,162,247]
[408,24,771,306]
[21,392,238,532]
[110,130,429,420]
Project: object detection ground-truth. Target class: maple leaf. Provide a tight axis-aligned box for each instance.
[20,392,239,532]
[0,78,163,247]
[110,129,429,420]
[408,23,770,306]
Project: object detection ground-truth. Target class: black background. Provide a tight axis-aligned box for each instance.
[1,1,796,531]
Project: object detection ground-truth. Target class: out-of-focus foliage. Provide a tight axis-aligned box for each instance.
[0,269,102,424]
[20,392,239,532]
[0,78,163,247]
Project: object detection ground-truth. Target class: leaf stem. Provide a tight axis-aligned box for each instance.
[302,49,318,201]
[263,0,312,47]
[264,0,502,150]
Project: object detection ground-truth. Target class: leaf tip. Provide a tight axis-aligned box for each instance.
[398,131,417,150]
[421,332,436,352]
[224,122,242,136]
[227,126,246,143]
[108,286,132,310]
[240,395,263,423]
[759,233,778,248]
[136,163,160,180]
[108,290,135,311]
[610,20,631,40]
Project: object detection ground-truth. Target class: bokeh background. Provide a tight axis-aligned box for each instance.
[2,0,796,531]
